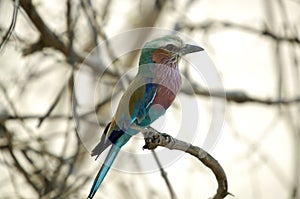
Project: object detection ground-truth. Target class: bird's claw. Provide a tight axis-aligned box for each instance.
[143,130,162,150]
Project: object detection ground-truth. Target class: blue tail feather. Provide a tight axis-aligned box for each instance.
[88,144,121,199]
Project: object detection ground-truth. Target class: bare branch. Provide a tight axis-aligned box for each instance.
[131,125,231,199]
[151,150,178,199]
[4,126,41,194]
[36,79,69,128]
[0,0,19,51]
[19,0,117,77]
[19,0,68,56]
[178,20,300,44]
[182,86,300,105]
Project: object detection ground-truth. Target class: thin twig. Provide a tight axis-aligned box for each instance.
[178,20,300,44]
[0,0,19,51]
[151,150,178,199]
[4,127,41,194]
[182,86,300,105]
[36,79,69,128]
[0,114,72,121]
[54,2,82,197]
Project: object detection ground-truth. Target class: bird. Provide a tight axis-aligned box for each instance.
[87,35,204,199]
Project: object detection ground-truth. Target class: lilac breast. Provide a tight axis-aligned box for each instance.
[151,65,182,110]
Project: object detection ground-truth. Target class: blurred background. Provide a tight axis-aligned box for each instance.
[0,0,299,198]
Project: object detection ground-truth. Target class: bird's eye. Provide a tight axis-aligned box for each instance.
[164,44,176,51]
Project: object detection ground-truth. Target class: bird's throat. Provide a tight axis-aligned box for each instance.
[151,49,178,69]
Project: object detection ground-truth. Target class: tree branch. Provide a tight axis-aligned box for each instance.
[19,0,117,77]
[182,86,300,105]
[19,0,68,56]
[130,125,231,199]
[151,150,178,199]
[0,0,19,51]
[36,79,69,128]
[177,20,300,44]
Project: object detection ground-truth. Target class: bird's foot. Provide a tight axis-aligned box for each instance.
[143,130,159,150]
[143,129,173,150]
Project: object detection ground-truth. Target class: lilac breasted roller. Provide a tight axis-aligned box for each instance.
[87,35,203,198]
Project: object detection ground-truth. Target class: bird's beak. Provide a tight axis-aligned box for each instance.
[180,44,204,55]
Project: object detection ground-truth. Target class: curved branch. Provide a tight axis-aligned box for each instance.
[134,126,231,199]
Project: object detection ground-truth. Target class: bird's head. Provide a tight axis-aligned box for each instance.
[139,35,204,69]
